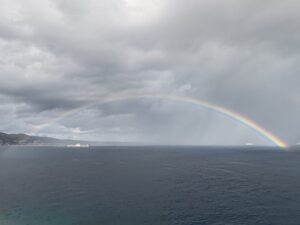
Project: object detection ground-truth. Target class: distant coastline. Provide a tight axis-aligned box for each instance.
[0,132,138,146]
[0,132,94,146]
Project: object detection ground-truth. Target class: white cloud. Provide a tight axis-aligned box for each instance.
[0,0,299,144]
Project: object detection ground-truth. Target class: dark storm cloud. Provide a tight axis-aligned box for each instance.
[0,0,299,144]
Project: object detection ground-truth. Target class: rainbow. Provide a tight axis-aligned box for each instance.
[34,93,288,148]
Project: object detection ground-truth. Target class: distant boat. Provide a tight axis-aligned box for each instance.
[245,143,254,146]
[66,143,89,148]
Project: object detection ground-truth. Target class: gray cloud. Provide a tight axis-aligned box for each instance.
[0,0,299,145]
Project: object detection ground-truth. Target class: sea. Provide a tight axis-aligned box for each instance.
[0,146,300,225]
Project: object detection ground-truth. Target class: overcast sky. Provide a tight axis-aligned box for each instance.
[0,0,299,145]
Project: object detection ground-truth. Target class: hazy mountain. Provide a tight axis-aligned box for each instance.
[0,132,140,146]
[0,132,92,146]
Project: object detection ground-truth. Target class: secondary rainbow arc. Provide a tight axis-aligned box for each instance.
[34,93,288,148]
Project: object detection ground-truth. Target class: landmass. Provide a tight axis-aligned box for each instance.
[0,132,138,146]
[0,132,94,146]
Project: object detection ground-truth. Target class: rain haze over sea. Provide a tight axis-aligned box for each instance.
[1,0,300,224]
[0,0,300,146]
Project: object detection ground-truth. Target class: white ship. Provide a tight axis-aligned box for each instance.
[66,143,89,148]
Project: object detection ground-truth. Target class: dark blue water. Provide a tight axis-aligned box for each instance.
[1,146,300,225]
